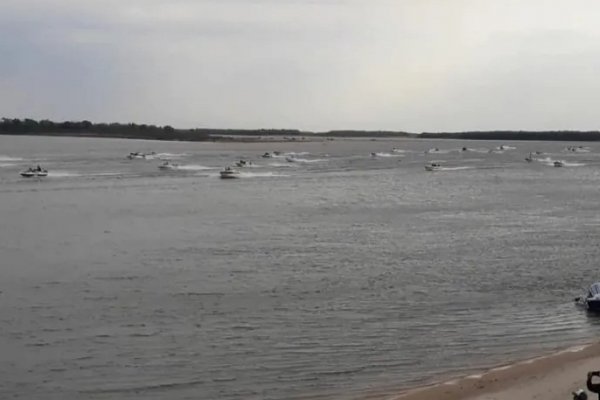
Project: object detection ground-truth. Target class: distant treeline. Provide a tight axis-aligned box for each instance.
[0,118,213,141]
[0,118,313,141]
[420,130,600,141]
[316,130,414,138]
[3,118,600,141]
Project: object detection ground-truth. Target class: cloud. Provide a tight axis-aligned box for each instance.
[3,0,600,130]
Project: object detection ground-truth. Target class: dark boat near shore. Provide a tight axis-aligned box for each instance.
[575,283,600,312]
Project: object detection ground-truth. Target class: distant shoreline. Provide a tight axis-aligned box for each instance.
[4,131,600,143]
[3,118,600,141]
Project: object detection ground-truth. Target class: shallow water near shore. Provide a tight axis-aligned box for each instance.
[2,135,600,399]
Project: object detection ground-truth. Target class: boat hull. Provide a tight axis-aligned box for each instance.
[220,174,239,179]
[587,299,600,312]
[20,170,47,177]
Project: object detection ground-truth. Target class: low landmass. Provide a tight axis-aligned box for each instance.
[2,118,600,141]
[420,130,600,141]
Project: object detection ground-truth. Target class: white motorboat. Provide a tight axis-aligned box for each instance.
[219,167,240,179]
[285,156,296,163]
[158,161,178,170]
[525,152,534,162]
[20,167,48,177]
[127,152,147,160]
[575,283,600,312]
[424,162,442,171]
[554,160,564,168]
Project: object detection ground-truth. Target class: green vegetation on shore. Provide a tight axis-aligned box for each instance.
[2,118,600,141]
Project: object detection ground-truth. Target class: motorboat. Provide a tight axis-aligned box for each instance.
[219,167,240,179]
[461,147,468,152]
[575,283,600,312]
[370,152,377,157]
[285,156,296,163]
[424,162,441,171]
[235,159,252,167]
[20,166,48,177]
[554,160,564,168]
[261,152,272,158]
[525,152,534,162]
[158,161,178,170]
[127,152,146,160]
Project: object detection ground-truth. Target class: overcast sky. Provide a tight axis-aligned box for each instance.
[2,0,600,131]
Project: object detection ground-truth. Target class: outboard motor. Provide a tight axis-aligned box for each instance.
[587,371,600,400]
[573,389,588,400]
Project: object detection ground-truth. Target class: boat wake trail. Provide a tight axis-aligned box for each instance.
[241,172,290,178]
[440,166,473,171]
[537,157,584,167]
[0,155,24,162]
[373,152,401,158]
[156,152,187,158]
[288,158,327,163]
[268,163,298,168]
[177,164,216,171]
[47,171,122,178]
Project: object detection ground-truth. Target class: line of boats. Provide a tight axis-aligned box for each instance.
[424,152,566,171]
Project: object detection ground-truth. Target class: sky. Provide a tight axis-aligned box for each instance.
[2,0,600,132]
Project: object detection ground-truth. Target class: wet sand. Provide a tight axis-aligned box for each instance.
[380,342,600,400]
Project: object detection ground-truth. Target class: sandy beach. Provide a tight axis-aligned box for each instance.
[379,342,600,400]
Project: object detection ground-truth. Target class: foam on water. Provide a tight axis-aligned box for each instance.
[46,171,122,178]
[538,157,585,167]
[287,158,327,163]
[176,164,216,171]
[0,155,24,162]
[241,172,289,177]
[440,166,472,171]
[156,152,188,159]
[269,162,298,168]
[425,148,452,154]
[373,152,402,158]
[47,170,81,177]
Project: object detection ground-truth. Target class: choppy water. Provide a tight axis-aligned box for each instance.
[2,135,600,399]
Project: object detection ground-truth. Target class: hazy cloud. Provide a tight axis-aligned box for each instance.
[3,0,600,131]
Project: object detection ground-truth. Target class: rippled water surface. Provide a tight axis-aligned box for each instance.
[2,135,600,399]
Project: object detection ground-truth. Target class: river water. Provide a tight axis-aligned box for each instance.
[1,135,600,400]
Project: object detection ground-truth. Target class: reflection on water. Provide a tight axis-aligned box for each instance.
[1,136,600,399]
